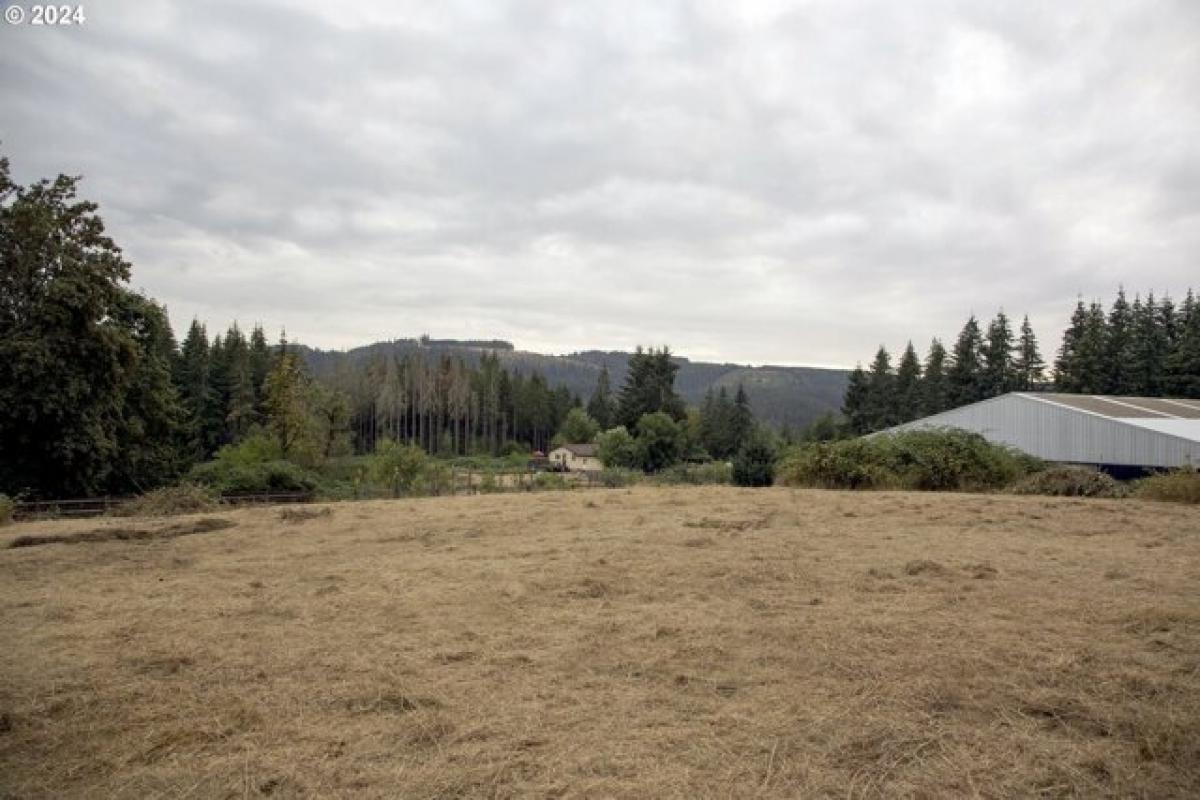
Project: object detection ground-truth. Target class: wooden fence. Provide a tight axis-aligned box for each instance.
[11,470,604,520]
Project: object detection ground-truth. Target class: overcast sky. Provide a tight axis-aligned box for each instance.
[2,1,1197,368]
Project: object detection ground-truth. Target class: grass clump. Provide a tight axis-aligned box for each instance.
[1010,466,1127,498]
[114,484,220,517]
[1135,469,1200,505]
[650,462,732,486]
[777,429,1040,492]
[0,494,13,527]
[598,468,642,488]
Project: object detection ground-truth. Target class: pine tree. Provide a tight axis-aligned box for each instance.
[1165,290,1200,397]
[894,342,922,422]
[1055,300,1088,392]
[731,383,754,453]
[921,339,949,415]
[1077,302,1108,393]
[1129,294,1166,396]
[586,366,615,430]
[864,346,896,430]
[1012,315,1044,391]
[842,365,870,434]
[616,346,684,428]
[947,316,984,407]
[176,319,212,459]
[1104,288,1135,394]
[981,311,1015,398]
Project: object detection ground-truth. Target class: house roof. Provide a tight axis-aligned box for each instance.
[562,443,598,457]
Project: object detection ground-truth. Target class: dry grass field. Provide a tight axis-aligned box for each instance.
[1,486,1198,798]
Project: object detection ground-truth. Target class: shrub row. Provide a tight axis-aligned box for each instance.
[777,429,1041,492]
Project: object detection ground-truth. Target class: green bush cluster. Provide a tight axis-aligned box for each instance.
[533,472,572,491]
[0,494,13,527]
[777,429,1040,492]
[732,430,778,487]
[1009,466,1126,498]
[1135,469,1200,504]
[188,459,320,495]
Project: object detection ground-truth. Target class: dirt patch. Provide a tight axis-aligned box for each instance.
[903,559,949,576]
[278,506,333,524]
[8,517,235,548]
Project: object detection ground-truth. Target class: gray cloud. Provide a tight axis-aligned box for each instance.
[2,0,1197,367]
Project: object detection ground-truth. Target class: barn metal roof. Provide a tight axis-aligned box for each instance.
[887,392,1200,467]
[1029,393,1200,420]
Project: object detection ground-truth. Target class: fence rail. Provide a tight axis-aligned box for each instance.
[9,470,605,521]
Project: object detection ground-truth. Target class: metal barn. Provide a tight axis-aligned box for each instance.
[886,393,1200,471]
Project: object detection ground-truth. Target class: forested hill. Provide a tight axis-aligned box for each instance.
[298,339,849,430]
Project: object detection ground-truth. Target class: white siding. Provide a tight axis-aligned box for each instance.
[887,394,1200,468]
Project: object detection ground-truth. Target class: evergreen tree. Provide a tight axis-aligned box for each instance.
[731,383,754,453]
[1012,315,1044,391]
[616,346,685,428]
[586,366,615,430]
[842,365,870,435]
[864,346,896,430]
[1165,290,1200,397]
[920,339,949,415]
[176,319,213,460]
[248,325,271,421]
[1104,288,1135,394]
[106,292,188,492]
[1129,294,1166,396]
[894,342,922,422]
[981,311,1015,397]
[1055,300,1088,392]
[1076,302,1108,393]
[947,316,984,407]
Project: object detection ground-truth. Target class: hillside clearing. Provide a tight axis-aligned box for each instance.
[1,487,1198,798]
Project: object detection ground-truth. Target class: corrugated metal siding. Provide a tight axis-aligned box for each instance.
[888,394,1200,468]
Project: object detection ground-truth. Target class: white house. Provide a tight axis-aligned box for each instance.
[547,443,603,472]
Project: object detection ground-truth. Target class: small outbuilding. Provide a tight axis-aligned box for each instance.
[885,392,1200,475]
[548,443,603,472]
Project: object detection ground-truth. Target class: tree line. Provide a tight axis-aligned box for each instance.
[842,288,1200,435]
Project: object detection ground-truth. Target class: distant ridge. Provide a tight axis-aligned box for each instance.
[299,338,848,430]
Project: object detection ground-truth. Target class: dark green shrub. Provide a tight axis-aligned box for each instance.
[1010,466,1126,498]
[1135,469,1200,504]
[732,432,778,487]
[188,459,320,495]
[777,429,1039,492]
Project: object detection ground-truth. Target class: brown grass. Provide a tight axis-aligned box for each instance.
[1,487,1197,798]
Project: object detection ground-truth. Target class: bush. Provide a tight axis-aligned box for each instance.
[777,429,1040,492]
[733,431,778,487]
[597,426,639,469]
[1010,466,1126,498]
[114,484,220,517]
[1135,469,1200,504]
[188,459,320,495]
[533,472,571,491]
[636,412,684,472]
[368,440,427,495]
[651,462,731,485]
[0,494,13,527]
[598,468,642,488]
